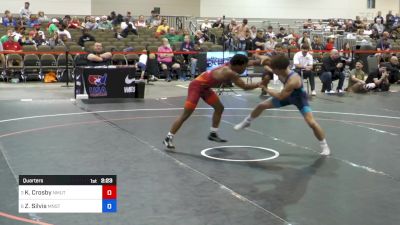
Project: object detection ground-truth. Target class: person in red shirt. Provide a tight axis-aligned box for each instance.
[325,37,335,51]
[2,35,22,52]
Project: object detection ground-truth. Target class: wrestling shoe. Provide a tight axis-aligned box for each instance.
[320,143,331,156]
[163,136,175,149]
[208,132,227,142]
[234,119,251,130]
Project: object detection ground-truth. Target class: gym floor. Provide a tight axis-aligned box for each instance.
[0,80,399,225]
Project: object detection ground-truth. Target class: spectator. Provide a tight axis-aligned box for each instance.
[372,18,384,35]
[78,29,95,47]
[194,30,209,44]
[341,42,352,61]
[87,42,112,66]
[252,29,266,50]
[312,36,325,50]
[0,42,4,66]
[362,17,371,30]
[163,27,183,47]
[275,27,288,39]
[156,18,169,36]
[365,64,390,91]
[303,19,313,29]
[97,16,112,30]
[376,37,391,62]
[180,35,197,78]
[21,30,37,46]
[151,14,161,28]
[69,16,82,29]
[125,11,133,22]
[135,15,147,28]
[85,17,98,30]
[3,34,22,52]
[386,10,394,28]
[249,26,257,40]
[354,16,364,29]
[57,23,71,41]
[226,19,238,33]
[212,18,224,29]
[298,31,312,49]
[346,61,368,93]
[234,19,249,50]
[1,29,14,44]
[137,50,148,81]
[33,31,46,46]
[325,36,335,50]
[2,10,16,27]
[146,10,158,25]
[48,32,65,49]
[158,38,183,81]
[107,11,116,22]
[200,19,212,33]
[48,18,59,36]
[265,36,277,51]
[384,56,400,84]
[265,26,275,39]
[27,14,39,28]
[320,49,345,93]
[293,44,316,95]
[37,11,49,23]
[120,23,138,38]
[374,11,384,24]
[20,2,31,20]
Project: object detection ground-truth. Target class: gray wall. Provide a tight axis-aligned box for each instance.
[91,0,200,17]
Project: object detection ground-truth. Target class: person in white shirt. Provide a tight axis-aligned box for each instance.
[200,19,212,32]
[57,24,71,41]
[137,50,148,80]
[293,43,316,96]
[298,31,312,49]
[135,15,147,28]
[121,18,136,30]
[20,2,31,20]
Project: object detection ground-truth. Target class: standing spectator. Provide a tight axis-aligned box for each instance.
[374,11,384,24]
[234,19,249,50]
[200,19,212,33]
[137,50,148,81]
[226,19,238,33]
[20,2,31,20]
[78,29,95,47]
[98,16,112,30]
[212,18,224,29]
[48,19,59,36]
[320,49,345,93]
[37,11,49,23]
[135,15,147,28]
[252,29,266,50]
[365,64,390,91]
[275,27,288,39]
[87,42,112,66]
[346,61,368,93]
[293,44,316,96]
[158,38,182,81]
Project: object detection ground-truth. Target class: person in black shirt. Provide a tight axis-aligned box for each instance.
[252,29,266,50]
[78,29,95,47]
[320,49,345,93]
[374,11,384,24]
[366,64,390,91]
[275,27,288,39]
[384,56,400,84]
[212,18,224,29]
[87,42,112,66]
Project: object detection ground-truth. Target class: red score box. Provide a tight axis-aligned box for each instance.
[102,185,117,199]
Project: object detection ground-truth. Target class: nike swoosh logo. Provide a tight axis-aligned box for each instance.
[125,75,136,85]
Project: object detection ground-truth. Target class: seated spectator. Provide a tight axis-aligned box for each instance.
[151,15,161,28]
[362,17,371,29]
[265,26,275,39]
[2,10,16,27]
[0,42,4,66]
[97,16,112,30]
[386,10,395,28]
[325,37,335,50]
[27,14,40,28]
[265,43,284,57]
[37,11,49,23]
[275,27,288,39]
[33,31,46,46]
[146,10,158,25]
[374,11,384,24]
[249,26,257,40]
[372,18,384,35]
[200,18,212,33]
[87,42,112,66]
[226,19,238,33]
[341,42,352,61]
[320,49,345,93]
[354,16,364,29]
[156,18,169,37]
[57,23,72,41]
[265,36,277,51]
[293,44,316,96]
[384,56,400,84]
[125,11,133,22]
[107,11,116,23]
[135,15,147,28]
[298,31,312,49]
[62,15,71,26]
[303,19,313,29]
[182,28,195,42]
[85,17,98,30]
[21,30,37,46]
[48,32,65,48]
[20,2,31,20]
[120,23,138,38]
[194,30,209,44]
[369,28,380,40]
[365,64,390,91]
[78,28,95,47]
[312,36,325,50]
[163,27,183,47]
[3,34,22,52]
[180,35,197,77]
[48,18,59,36]
[68,16,82,29]
[0,29,14,44]
[212,18,224,29]
[121,17,134,30]
[346,61,368,93]
[158,38,183,81]
[376,37,391,62]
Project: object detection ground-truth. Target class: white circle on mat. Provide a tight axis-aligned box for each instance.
[201,146,279,162]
